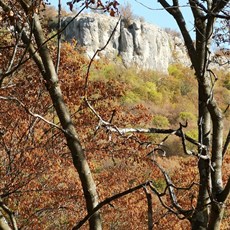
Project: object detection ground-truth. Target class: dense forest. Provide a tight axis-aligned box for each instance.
[0,1,229,229]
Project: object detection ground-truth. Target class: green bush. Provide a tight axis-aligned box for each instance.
[152,115,169,128]
[168,64,183,77]
[179,111,196,123]
[122,91,141,104]
[133,81,162,104]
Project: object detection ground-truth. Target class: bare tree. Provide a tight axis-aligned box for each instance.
[0,0,229,229]
[0,1,102,229]
[156,1,230,229]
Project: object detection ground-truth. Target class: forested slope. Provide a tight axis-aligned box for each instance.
[1,41,229,229]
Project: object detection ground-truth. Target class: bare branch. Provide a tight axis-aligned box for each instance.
[148,182,183,217]
[180,123,210,160]
[0,96,67,134]
[0,198,18,230]
[55,0,62,73]
[83,16,121,96]
[153,159,183,212]
[86,99,207,150]
[149,161,195,219]
[217,176,230,202]
[73,182,147,229]
[143,186,153,230]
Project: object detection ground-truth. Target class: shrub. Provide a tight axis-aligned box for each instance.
[119,1,134,27]
[122,91,141,105]
[133,81,163,104]
[152,115,170,128]
[179,111,196,123]
[168,64,183,77]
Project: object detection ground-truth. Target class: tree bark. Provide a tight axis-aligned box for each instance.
[30,14,102,230]
[0,211,12,230]
[157,1,229,229]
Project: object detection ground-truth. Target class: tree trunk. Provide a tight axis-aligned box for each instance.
[208,202,225,230]
[191,75,211,230]
[157,1,229,229]
[30,14,102,230]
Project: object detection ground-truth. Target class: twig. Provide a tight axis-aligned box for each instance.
[83,16,121,96]
[73,182,148,229]
[0,198,18,230]
[0,96,67,134]
[55,0,62,74]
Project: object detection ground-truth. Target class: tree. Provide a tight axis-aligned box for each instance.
[0,0,122,229]
[156,1,230,229]
[0,0,229,229]
[0,0,104,229]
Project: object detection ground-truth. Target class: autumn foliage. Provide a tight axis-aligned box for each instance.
[0,1,229,229]
[0,38,229,229]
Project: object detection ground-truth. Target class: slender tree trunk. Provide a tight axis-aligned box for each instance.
[191,74,211,230]
[154,1,229,229]
[30,14,102,230]
[0,1,102,228]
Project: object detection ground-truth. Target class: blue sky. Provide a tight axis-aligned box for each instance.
[48,0,194,32]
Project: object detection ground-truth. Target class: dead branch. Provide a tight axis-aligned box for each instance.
[143,186,154,230]
[73,182,148,229]
[83,16,121,96]
[0,198,18,230]
[0,96,68,135]
[85,99,207,151]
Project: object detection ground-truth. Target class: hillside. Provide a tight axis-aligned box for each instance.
[0,2,229,229]
[1,41,229,229]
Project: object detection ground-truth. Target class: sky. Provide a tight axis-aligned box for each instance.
[48,0,194,32]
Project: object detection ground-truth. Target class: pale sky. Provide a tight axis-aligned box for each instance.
[48,0,194,33]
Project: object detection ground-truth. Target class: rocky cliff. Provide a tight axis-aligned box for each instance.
[62,14,190,73]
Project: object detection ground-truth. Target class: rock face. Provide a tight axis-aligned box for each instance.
[62,14,190,73]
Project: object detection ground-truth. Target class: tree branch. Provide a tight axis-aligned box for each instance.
[158,0,198,73]
[83,16,121,96]
[85,99,207,150]
[55,0,62,73]
[0,96,67,134]
[0,198,18,230]
[143,186,153,230]
[217,176,230,202]
[73,182,147,229]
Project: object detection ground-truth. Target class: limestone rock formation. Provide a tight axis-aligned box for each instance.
[62,14,190,73]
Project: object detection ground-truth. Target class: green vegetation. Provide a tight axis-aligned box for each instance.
[179,111,197,123]
[152,115,169,128]
[89,60,229,157]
